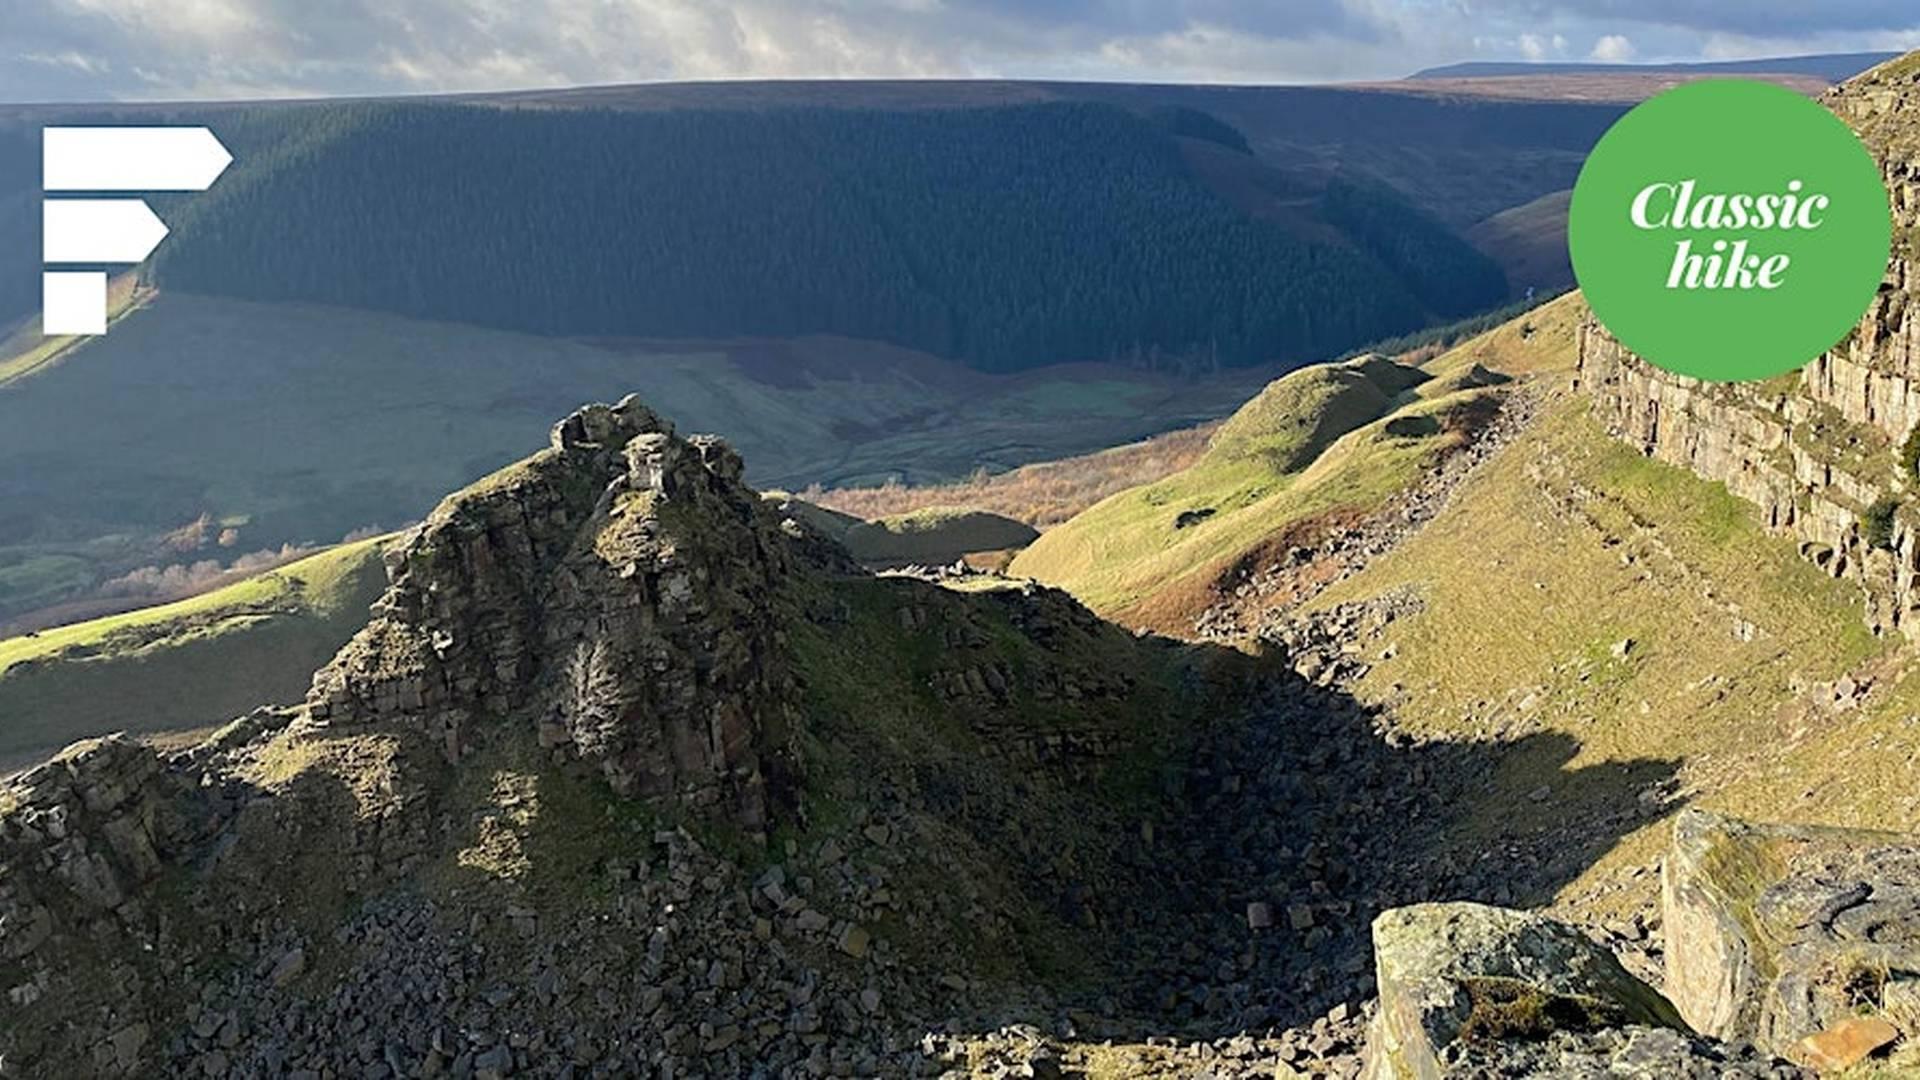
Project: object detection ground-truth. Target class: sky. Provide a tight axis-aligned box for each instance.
[4,1,1919,102]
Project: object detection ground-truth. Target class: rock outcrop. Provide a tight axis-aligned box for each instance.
[1664,808,1920,1065]
[304,395,839,835]
[1579,54,1920,634]
[0,394,1242,1077]
[0,738,194,996]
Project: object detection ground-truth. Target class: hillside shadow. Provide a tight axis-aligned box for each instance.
[53,636,1677,1077]
[917,650,1683,1066]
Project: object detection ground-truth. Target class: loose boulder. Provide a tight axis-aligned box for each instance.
[1362,901,1688,1079]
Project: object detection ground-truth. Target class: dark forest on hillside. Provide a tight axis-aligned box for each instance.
[125,102,1502,372]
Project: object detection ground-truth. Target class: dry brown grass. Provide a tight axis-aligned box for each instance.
[808,423,1218,529]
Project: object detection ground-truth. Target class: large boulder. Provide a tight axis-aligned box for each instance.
[1664,808,1920,1058]
[1362,901,1690,1079]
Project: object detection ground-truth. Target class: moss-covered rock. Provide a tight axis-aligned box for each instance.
[1361,901,1685,1080]
[1663,808,1920,1056]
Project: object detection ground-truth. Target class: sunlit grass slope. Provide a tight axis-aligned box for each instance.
[1009,355,1490,621]
[1009,292,1588,624]
[0,537,390,766]
[1297,301,1920,918]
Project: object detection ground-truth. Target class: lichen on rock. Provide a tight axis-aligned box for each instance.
[1663,807,1920,1058]
[1360,901,1687,1080]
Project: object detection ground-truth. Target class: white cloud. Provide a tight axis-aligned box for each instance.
[0,1,1914,101]
[1591,33,1636,61]
[17,50,111,75]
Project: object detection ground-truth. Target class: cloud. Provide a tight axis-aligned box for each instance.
[0,0,1915,102]
[1473,1,1918,38]
[1590,34,1635,62]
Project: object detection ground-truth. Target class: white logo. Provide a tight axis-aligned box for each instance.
[42,127,232,336]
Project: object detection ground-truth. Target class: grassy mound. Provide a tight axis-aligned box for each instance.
[842,507,1041,565]
[0,537,390,768]
[1007,351,1492,622]
[1205,355,1429,470]
[764,493,864,542]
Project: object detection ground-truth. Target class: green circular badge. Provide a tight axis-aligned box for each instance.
[1569,79,1891,381]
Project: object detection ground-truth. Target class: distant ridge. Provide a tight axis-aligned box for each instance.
[1410,52,1898,83]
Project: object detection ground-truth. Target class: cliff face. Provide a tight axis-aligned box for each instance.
[1579,54,1920,633]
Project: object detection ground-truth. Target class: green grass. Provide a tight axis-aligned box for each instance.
[1305,386,1890,913]
[1009,354,1478,618]
[0,537,390,766]
[1421,290,1587,379]
[1008,295,1593,623]
[0,273,148,389]
[0,538,384,674]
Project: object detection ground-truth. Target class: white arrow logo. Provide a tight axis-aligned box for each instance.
[44,200,171,264]
[44,127,232,191]
[40,126,233,337]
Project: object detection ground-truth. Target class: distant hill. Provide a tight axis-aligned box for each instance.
[1466,189,1575,298]
[841,507,1040,566]
[1411,52,1897,82]
[0,81,1630,344]
[0,77,1629,624]
[140,102,1513,374]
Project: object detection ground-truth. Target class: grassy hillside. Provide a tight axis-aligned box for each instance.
[1100,283,1909,929]
[0,537,388,769]
[1466,190,1574,299]
[0,274,149,388]
[1297,369,1915,922]
[811,423,1216,528]
[0,292,1279,625]
[1006,310,1563,626]
[1000,282,1920,930]
[1008,292,1586,626]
